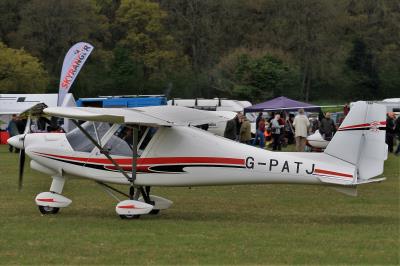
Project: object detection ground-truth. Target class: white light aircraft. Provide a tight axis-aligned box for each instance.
[307,131,330,149]
[8,101,387,219]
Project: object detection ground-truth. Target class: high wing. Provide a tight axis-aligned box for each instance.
[43,105,236,127]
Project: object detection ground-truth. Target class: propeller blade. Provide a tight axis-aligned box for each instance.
[17,116,30,190]
[24,116,31,134]
[18,148,25,190]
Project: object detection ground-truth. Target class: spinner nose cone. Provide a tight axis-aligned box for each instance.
[7,134,24,149]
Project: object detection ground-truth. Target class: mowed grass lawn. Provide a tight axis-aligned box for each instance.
[0,144,399,265]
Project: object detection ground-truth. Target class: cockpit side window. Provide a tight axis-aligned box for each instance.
[66,122,110,152]
[104,125,157,157]
[94,122,111,145]
[139,127,157,151]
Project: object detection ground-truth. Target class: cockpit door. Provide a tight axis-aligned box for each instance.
[65,121,112,166]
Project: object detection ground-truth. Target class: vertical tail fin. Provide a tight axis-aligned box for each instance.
[324,101,387,180]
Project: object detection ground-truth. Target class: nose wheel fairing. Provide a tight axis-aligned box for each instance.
[34,176,71,215]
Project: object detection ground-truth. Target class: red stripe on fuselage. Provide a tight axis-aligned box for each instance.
[314,168,353,178]
[33,152,245,166]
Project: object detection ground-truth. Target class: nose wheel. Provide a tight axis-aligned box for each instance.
[38,205,60,214]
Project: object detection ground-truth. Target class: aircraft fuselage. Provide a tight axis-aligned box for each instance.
[22,126,356,187]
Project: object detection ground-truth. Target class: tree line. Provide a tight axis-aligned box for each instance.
[0,0,398,103]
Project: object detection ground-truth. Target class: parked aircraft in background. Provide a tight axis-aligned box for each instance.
[168,98,256,135]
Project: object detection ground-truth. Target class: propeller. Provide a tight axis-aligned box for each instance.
[18,117,31,190]
[18,148,25,190]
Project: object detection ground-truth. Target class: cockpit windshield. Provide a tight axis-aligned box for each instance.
[66,121,110,152]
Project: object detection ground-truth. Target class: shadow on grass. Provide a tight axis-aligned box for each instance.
[159,212,398,225]
[59,207,398,226]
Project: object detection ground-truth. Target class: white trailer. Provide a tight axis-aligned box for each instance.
[0,93,75,130]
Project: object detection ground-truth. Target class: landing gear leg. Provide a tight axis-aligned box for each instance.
[129,186,135,200]
[142,186,159,215]
[50,176,65,194]
[118,126,142,220]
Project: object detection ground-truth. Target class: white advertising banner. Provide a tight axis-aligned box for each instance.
[58,42,94,106]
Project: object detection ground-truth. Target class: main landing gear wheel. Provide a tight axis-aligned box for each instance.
[38,205,60,215]
[119,214,140,220]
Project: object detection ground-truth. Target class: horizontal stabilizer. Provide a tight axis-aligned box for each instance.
[319,176,385,186]
[354,177,386,185]
[318,176,354,185]
[326,177,385,196]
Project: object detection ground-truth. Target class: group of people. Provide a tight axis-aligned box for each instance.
[253,112,288,151]
[223,113,252,144]
[224,105,400,155]
[224,108,340,152]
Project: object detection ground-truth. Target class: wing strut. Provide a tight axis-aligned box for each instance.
[70,120,146,202]
[130,126,138,199]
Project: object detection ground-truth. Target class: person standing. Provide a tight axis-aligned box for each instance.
[16,117,27,135]
[319,112,336,141]
[293,109,310,152]
[271,114,283,150]
[253,118,266,148]
[239,116,252,144]
[386,113,396,153]
[224,115,237,141]
[394,114,400,156]
[310,117,320,134]
[235,112,242,141]
[255,112,263,129]
[7,115,19,153]
[343,103,350,116]
[278,112,286,147]
[286,114,295,145]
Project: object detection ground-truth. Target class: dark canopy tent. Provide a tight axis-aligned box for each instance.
[244,96,321,113]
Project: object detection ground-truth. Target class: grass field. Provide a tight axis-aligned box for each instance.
[0,144,399,265]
